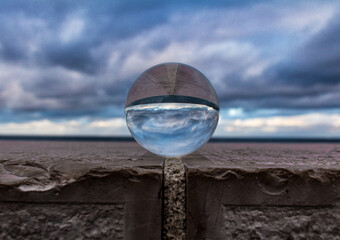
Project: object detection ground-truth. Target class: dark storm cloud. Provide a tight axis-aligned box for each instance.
[216,13,340,110]
[0,0,172,71]
[0,0,260,68]
[0,0,339,122]
[0,0,174,118]
[42,41,102,74]
[276,16,340,86]
[17,74,129,117]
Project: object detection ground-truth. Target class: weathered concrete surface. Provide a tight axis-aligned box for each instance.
[0,141,163,240]
[2,141,340,239]
[0,203,125,240]
[163,158,186,240]
[223,206,340,239]
[184,143,340,240]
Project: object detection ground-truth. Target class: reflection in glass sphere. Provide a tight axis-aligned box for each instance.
[125,63,219,157]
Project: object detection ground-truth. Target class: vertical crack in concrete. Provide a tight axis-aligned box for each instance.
[163,158,186,240]
[166,64,179,95]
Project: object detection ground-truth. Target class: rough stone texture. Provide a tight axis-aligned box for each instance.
[199,143,340,167]
[163,158,186,240]
[2,141,340,239]
[0,141,161,191]
[0,203,125,240]
[223,206,340,240]
[0,141,163,240]
[184,143,340,239]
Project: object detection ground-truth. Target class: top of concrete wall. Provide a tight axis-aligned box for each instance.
[0,141,162,192]
[198,143,340,168]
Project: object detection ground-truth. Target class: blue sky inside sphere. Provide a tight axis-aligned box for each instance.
[0,0,340,137]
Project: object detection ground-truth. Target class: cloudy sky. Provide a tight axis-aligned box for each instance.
[0,0,340,137]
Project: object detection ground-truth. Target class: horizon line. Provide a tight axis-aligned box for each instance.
[1,135,340,143]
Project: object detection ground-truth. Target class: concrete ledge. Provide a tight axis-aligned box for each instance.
[1,141,339,239]
[0,141,163,240]
[184,143,340,239]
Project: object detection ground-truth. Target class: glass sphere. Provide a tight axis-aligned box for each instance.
[125,63,219,157]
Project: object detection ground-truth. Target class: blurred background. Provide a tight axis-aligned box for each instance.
[0,0,339,138]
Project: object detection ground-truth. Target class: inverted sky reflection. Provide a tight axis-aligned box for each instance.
[125,103,218,157]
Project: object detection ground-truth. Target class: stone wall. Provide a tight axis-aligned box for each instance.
[184,143,340,239]
[0,141,339,239]
[0,142,163,240]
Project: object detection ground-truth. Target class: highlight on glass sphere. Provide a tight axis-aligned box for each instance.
[125,63,219,157]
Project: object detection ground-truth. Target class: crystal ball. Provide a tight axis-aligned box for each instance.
[125,63,219,157]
